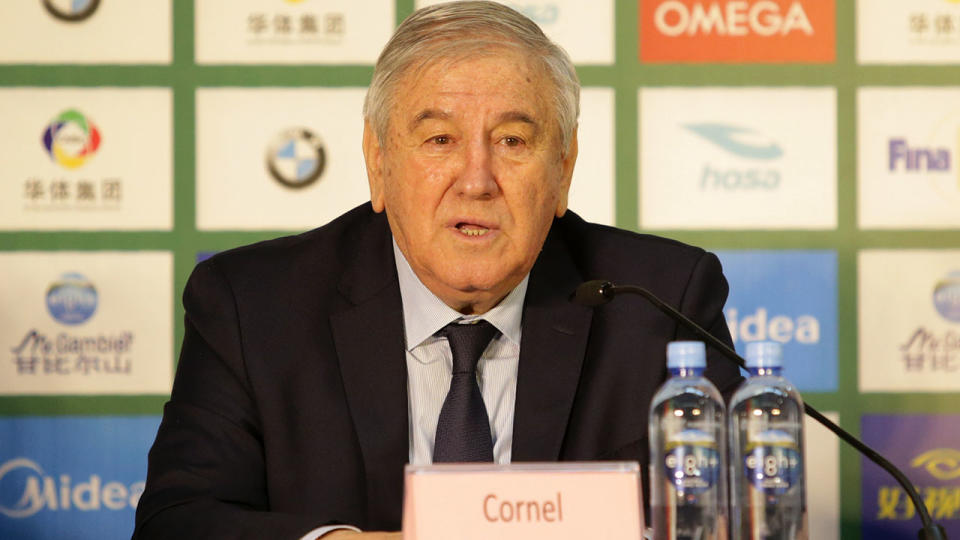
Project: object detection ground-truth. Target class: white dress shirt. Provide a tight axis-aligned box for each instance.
[302,241,527,539]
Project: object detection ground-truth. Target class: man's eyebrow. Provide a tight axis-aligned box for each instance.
[410,109,450,130]
[497,111,537,126]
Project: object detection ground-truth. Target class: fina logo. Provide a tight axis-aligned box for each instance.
[265,128,327,189]
[685,123,784,190]
[933,271,960,323]
[910,449,960,481]
[45,272,98,326]
[0,458,143,518]
[42,0,100,23]
[41,109,102,170]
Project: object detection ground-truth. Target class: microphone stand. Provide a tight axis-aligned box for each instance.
[574,280,948,540]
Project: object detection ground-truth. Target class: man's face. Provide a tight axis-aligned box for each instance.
[364,47,577,314]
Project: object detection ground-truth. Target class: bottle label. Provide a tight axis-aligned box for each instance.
[743,430,802,494]
[663,429,721,494]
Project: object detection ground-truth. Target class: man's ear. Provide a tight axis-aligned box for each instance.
[362,120,386,213]
[555,127,578,217]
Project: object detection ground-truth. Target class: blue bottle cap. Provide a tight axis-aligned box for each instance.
[666,341,706,369]
[745,341,783,369]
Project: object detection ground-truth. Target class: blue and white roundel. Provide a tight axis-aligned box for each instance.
[45,272,98,325]
[933,271,960,323]
[265,128,327,189]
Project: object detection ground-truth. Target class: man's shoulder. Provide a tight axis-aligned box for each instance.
[554,211,709,278]
[196,203,388,289]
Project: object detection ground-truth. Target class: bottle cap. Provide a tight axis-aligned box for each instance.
[745,341,783,369]
[666,341,706,369]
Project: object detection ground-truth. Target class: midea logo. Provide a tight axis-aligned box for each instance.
[685,123,784,191]
[0,458,144,518]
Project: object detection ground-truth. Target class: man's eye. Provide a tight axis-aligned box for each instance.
[429,135,451,145]
[502,136,524,147]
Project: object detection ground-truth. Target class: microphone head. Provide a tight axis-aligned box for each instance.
[571,280,616,307]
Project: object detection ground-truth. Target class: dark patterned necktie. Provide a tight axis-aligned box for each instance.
[432,320,499,463]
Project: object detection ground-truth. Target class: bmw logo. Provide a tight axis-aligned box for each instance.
[265,128,327,189]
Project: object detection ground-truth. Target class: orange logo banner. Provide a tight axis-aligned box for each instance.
[639,0,835,63]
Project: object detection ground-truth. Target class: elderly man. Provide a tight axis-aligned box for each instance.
[134,2,740,539]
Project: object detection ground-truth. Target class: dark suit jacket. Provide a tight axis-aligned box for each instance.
[134,203,741,539]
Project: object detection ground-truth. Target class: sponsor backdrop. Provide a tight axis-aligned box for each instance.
[1,0,959,538]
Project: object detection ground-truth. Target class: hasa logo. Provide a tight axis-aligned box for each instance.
[685,123,783,191]
[0,458,143,518]
[910,449,960,481]
[639,0,835,63]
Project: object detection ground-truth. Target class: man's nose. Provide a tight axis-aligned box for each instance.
[454,139,499,199]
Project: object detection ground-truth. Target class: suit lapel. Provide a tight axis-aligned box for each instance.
[512,224,594,461]
[330,215,408,528]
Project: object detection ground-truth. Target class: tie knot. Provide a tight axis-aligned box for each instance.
[442,320,499,374]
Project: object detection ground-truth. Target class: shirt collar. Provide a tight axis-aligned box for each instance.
[393,240,527,351]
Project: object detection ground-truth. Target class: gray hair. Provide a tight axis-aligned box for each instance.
[363,1,580,152]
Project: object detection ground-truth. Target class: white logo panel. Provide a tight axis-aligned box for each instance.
[859,250,960,392]
[639,87,836,229]
[0,0,170,64]
[0,251,173,395]
[196,87,369,231]
[416,0,614,64]
[858,0,960,64]
[195,0,393,64]
[0,88,172,231]
[858,87,960,229]
[806,412,840,540]
[568,87,615,226]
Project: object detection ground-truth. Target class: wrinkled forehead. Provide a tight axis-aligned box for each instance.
[388,46,557,127]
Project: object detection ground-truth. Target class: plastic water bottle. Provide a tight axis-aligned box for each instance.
[649,341,727,540]
[729,342,807,540]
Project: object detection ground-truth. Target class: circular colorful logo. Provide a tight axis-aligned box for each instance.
[265,128,326,189]
[42,0,101,22]
[41,109,101,170]
[933,272,960,323]
[46,272,98,325]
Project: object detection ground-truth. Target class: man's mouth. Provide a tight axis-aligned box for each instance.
[456,223,490,237]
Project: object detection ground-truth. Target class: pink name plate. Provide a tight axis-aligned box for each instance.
[402,462,644,540]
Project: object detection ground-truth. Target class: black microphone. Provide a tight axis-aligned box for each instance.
[572,279,948,540]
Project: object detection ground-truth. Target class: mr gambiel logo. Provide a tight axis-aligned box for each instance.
[41,109,101,170]
[0,251,173,395]
[265,127,327,189]
[859,250,960,392]
[41,0,100,23]
[861,415,960,538]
